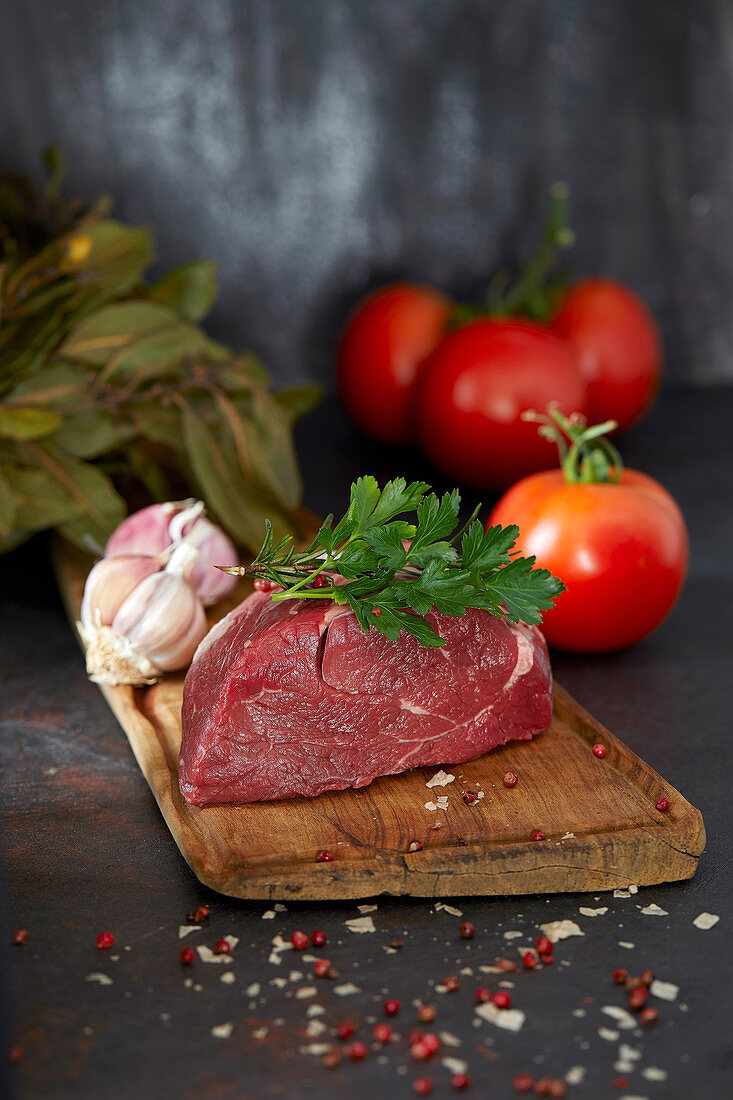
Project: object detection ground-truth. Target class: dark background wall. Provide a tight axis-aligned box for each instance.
[1,0,731,389]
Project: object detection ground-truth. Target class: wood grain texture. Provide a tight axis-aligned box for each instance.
[54,539,705,901]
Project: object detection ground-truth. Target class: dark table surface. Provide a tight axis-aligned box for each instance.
[1,386,731,1100]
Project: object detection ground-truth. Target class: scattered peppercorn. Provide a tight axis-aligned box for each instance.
[459,921,476,939]
[503,770,519,787]
[612,1078,629,1090]
[418,1005,437,1023]
[523,949,539,969]
[407,1029,425,1046]
[316,850,334,862]
[314,959,331,978]
[312,575,329,589]
[389,938,405,950]
[336,1020,356,1040]
[383,997,401,1016]
[411,1040,432,1061]
[443,974,460,991]
[493,990,512,1009]
[192,905,210,922]
[12,930,28,946]
[7,1046,23,1065]
[655,797,670,812]
[421,1033,440,1055]
[535,935,553,956]
[215,939,231,955]
[530,830,545,842]
[612,968,628,985]
[475,987,492,1003]
[513,1074,535,1093]
[254,578,274,593]
[628,986,648,1011]
[322,1048,342,1068]
[461,789,479,805]
[311,929,327,947]
[413,1079,434,1097]
[373,1023,392,1043]
[452,1073,471,1091]
[640,1006,660,1027]
[371,607,382,617]
[409,841,424,852]
[96,932,114,950]
[291,931,308,950]
[592,743,607,758]
[179,946,195,965]
[546,1081,567,1098]
[347,1040,368,1061]
[625,975,642,992]
[639,967,654,987]
[533,1080,552,1097]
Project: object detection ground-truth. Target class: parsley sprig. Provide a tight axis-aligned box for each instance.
[220,477,565,648]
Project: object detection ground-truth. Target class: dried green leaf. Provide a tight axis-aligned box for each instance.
[3,465,83,530]
[58,301,184,364]
[50,409,137,459]
[0,404,62,440]
[5,362,90,407]
[147,261,217,322]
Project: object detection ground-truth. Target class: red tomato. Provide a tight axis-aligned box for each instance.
[489,468,688,653]
[413,320,587,489]
[337,283,451,444]
[552,278,661,433]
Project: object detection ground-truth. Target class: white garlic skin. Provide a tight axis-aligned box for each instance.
[80,554,161,630]
[105,499,238,606]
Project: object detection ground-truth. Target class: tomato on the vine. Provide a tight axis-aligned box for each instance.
[552,278,661,433]
[336,283,451,445]
[414,319,587,490]
[489,410,688,653]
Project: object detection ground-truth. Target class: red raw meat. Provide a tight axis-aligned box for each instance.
[179,593,552,805]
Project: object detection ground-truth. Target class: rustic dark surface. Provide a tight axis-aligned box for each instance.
[2,0,733,387]
[2,386,732,1099]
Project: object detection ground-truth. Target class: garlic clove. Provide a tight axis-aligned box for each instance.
[104,500,194,559]
[174,518,239,605]
[80,554,161,630]
[78,616,161,686]
[147,597,208,671]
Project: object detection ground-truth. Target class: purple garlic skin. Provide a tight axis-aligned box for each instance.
[105,500,238,606]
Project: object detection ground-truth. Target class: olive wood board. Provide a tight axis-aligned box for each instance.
[54,539,705,901]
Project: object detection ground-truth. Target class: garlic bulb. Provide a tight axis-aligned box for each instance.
[78,543,208,686]
[105,499,238,606]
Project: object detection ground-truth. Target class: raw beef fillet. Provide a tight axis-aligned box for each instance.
[179,593,553,806]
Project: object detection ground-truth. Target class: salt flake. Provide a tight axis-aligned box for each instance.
[613,884,639,898]
[178,924,202,939]
[85,972,113,985]
[357,903,378,913]
[211,1022,233,1039]
[345,915,375,934]
[295,986,317,1000]
[538,919,584,943]
[598,1027,619,1042]
[426,770,455,788]
[475,1001,525,1032]
[246,982,261,997]
[693,911,720,930]
[438,1031,461,1048]
[197,945,232,965]
[334,982,361,996]
[442,1056,468,1075]
[640,903,668,916]
[650,978,679,1001]
[641,1067,668,1082]
[261,910,276,920]
[565,1066,586,1085]
[220,972,236,985]
[435,902,463,917]
[602,1005,636,1030]
[579,906,608,917]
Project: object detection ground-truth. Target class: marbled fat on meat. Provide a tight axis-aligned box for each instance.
[179,593,553,805]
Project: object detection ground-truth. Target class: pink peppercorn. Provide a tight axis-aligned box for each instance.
[530,830,545,842]
[452,1073,471,1090]
[513,1075,535,1093]
[413,1079,434,1097]
[336,1020,356,1040]
[96,932,114,950]
[503,770,519,787]
[291,931,308,950]
[383,997,401,1015]
[311,929,327,947]
[656,797,670,812]
[316,850,334,862]
[421,1033,440,1055]
[314,959,331,978]
[410,1040,432,1062]
[459,921,476,939]
[443,974,460,991]
[418,1005,436,1023]
[475,987,492,1003]
[493,990,512,1009]
[536,935,553,956]
[12,930,28,946]
[215,939,230,955]
[347,1040,368,1061]
[179,947,195,965]
[523,949,539,969]
[593,743,607,758]
[373,1023,392,1043]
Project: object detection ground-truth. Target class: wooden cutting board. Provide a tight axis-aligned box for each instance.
[54,540,705,901]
